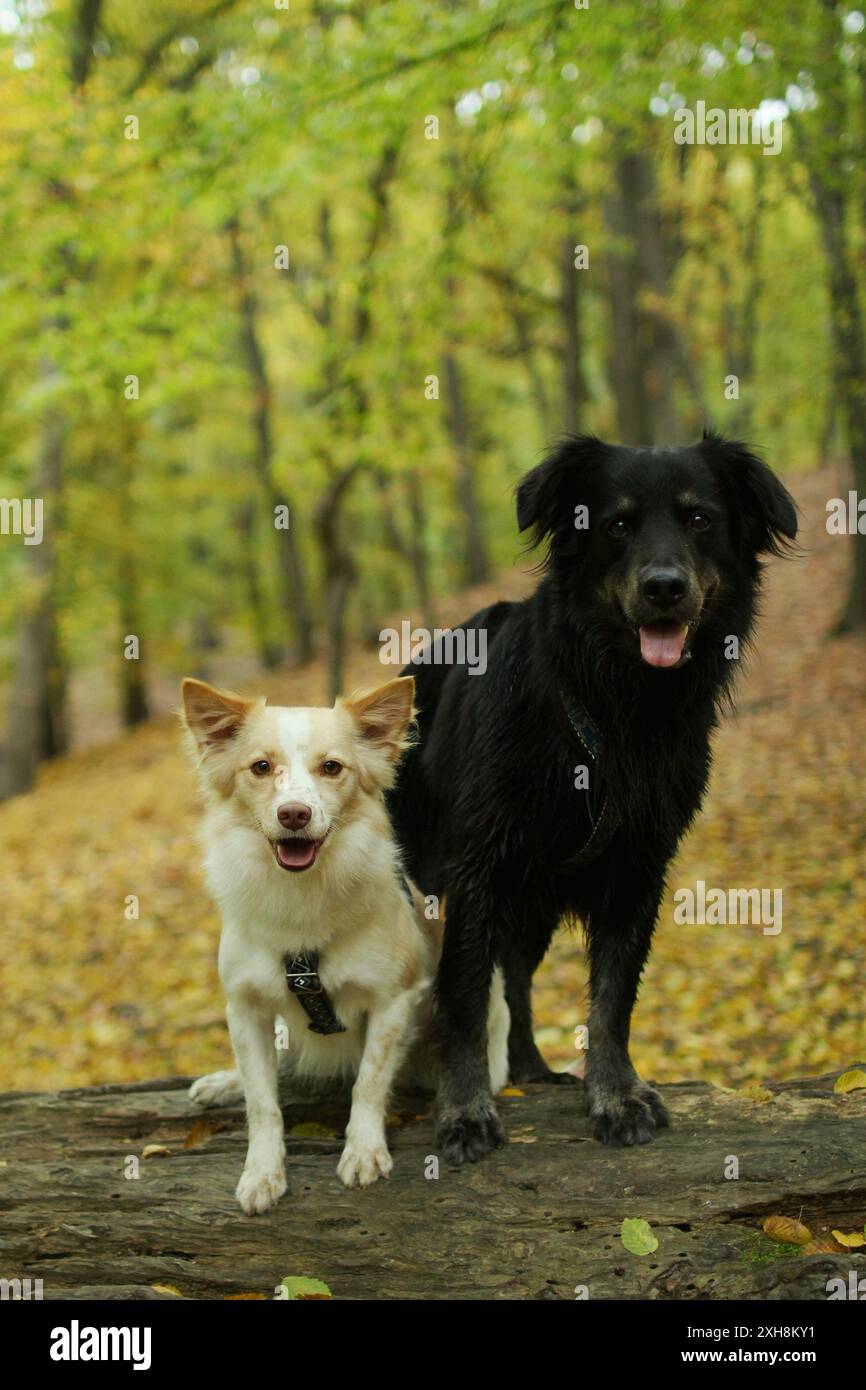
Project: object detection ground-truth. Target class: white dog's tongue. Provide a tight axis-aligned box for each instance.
[277,838,318,869]
[639,621,688,669]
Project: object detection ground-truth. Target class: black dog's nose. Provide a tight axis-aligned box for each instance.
[640,567,687,609]
[277,802,312,830]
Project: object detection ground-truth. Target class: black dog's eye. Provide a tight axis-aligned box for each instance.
[321,759,343,776]
[689,511,712,532]
[607,518,630,539]
[250,759,271,776]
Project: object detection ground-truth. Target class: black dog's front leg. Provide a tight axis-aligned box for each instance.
[585,884,670,1145]
[434,892,505,1166]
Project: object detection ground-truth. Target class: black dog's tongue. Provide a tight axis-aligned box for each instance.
[639,622,687,668]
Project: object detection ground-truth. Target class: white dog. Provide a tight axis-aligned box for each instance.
[181,675,508,1215]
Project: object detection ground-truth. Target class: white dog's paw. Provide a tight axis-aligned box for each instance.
[189,1069,244,1108]
[337,1140,393,1189]
[235,1164,287,1215]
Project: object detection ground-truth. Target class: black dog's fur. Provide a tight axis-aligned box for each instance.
[387,433,797,1166]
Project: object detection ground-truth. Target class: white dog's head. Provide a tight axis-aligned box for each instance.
[181,676,415,874]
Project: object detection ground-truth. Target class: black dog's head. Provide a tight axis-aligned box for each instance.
[517,432,797,671]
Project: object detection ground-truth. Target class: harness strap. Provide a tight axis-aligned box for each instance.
[560,695,621,868]
[283,951,347,1035]
[283,869,411,1035]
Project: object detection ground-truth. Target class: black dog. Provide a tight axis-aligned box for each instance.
[387,432,797,1165]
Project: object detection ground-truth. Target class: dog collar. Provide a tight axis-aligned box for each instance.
[284,952,347,1035]
[560,694,621,867]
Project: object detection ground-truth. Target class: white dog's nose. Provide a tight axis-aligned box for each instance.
[277,802,311,831]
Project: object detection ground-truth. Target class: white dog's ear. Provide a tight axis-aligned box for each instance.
[341,676,415,788]
[181,679,265,795]
[181,678,259,749]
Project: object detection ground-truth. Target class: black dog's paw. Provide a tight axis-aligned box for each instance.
[589,1083,670,1146]
[437,1098,506,1166]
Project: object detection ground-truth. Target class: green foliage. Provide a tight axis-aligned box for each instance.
[0,0,858,703]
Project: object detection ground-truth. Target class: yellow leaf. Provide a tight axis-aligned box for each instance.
[801,1238,845,1255]
[739,1082,773,1103]
[150,1284,183,1297]
[141,1143,172,1159]
[833,1069,866,1094]
[831,1229,866,1248]
[183,1118,226,1149]
[290,1122,337,1139]
[762,1216,813,1246]
[500,1086,525,1097]
[225,1292,267,1300]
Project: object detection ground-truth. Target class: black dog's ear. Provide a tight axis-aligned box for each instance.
[699,432,797,556]
[516,435,610,549]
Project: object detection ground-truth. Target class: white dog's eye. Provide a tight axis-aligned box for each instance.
[250,759,271,776]
[321,759,343,776]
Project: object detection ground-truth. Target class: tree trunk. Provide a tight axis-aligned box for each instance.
[2,1066,864,1299]
[118,547,150,727]
[236,501,282,671]
[405,468,434,628]
[559,232,586,434]
[791,0,866,631]
[227,218,314,664]
[605,146,684,445]
[807,169,866,630]
[442,346,490,587]
[0,392,67,799]
[604,158,654,446]
[314,465,364,701]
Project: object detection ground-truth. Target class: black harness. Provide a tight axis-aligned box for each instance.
[282,872,414,1035]
[560,695,621,868]
[283,952,347,1035]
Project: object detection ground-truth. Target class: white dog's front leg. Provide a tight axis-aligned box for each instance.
[337,990,418,1189]
[227,997,286,1215]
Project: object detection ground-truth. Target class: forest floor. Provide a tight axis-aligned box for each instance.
[1,469,864,1094]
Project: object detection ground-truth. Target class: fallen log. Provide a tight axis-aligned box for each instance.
[1,1067,864,1301]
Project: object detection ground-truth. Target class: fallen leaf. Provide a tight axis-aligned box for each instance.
[183,1118,227,1149]
[289,1122,337,1140]
[801,1238,845,1255]
[225,1292,267,1300]
[762,1216,812,1245]
[831,1229,866,1248]
[833,1069,866,1094]
[150,1284,183,1296]
[738,1082,773,1103]
[500,1086,525,1097]
[141,1144,172,1159]
[280,1276,332,1301]
[621,1218,659,1255]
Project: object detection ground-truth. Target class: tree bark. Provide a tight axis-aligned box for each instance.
[604,156,654,446]
[227,217,314,664]
[314,465,364,701]
[2,1067,863,1300]
[0,375,67,800]
[442,345,490,587]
